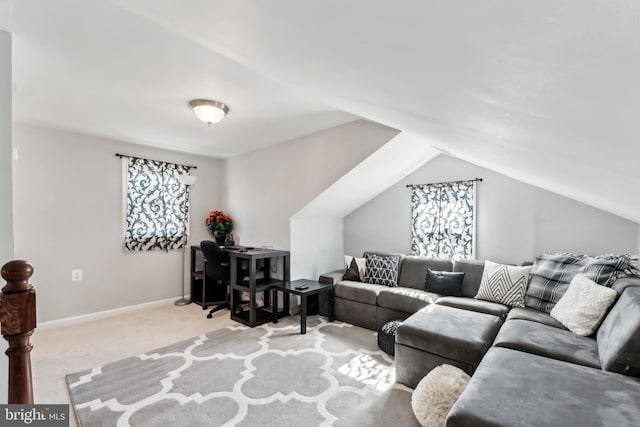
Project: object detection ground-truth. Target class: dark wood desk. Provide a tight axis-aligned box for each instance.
[191,245,290,327]
[226,247,290,327]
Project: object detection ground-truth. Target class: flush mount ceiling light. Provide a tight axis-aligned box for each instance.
[189,99,229,125]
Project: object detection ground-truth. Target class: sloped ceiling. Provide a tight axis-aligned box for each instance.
[294,132,440,219]
[6,1,640,223]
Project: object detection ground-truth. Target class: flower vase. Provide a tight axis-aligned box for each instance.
[213,230,226,245]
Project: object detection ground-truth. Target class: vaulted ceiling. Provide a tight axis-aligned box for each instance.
[4,0,640,223]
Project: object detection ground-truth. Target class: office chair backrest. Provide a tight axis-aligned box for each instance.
[200,240,229,280]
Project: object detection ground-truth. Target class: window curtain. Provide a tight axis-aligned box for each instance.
[123,157,193,252]
[411,180,476,259]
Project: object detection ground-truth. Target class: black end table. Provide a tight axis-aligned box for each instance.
[270,279,335,334]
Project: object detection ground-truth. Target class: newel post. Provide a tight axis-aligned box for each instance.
[0,260,36,404]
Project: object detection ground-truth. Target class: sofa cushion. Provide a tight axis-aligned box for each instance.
[506,307,566,329]
[475,260,531,307]
[525,252,636,313]
[597,287,640,377]
[377,287,440,313]
[550,274,617,336]
[396,305,502,367]
[398,256,453,290]
[493,319,601,369]
[453,259,484,297]
[435,296,509,320]
[319,269,345,285]
[424,269,464,296]
[446,347,640,427]
[335,298,377,330]
[363,253,401,287]
[334,280,385,305]
[612,276,640,294]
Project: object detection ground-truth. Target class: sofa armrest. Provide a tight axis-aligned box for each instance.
[319,269,345,284]
[612,275,640,294]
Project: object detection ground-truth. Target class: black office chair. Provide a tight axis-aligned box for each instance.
[200,240,231,319]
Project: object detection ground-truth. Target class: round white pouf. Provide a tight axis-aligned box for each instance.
[411,364,471,427]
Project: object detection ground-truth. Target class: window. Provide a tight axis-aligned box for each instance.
[410,180,476,259]
[123,157,193,251]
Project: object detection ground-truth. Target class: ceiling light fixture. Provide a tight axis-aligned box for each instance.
[189,99,229,125]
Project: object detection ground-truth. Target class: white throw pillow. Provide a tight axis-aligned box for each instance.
[344,255,366,281]
[550,274,617,336]
[475,260,531,308]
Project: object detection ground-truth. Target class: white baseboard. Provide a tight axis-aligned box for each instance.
[38,295,192,330]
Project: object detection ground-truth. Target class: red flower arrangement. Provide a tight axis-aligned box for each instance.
[205,210,233,234]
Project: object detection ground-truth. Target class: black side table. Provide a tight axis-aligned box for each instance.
[270,279,335,334]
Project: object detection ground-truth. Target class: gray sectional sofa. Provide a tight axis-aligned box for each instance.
[320,255,502,330]
[319,253,640,427]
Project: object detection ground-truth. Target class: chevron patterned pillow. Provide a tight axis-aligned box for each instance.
[475,260,531,307]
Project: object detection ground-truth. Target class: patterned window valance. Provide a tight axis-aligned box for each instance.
[122,156,194,252]
[410,179,477,260]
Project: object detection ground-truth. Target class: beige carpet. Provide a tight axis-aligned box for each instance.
[32,301,238,427]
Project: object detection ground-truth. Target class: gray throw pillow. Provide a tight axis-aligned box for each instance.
[425,269,465,296]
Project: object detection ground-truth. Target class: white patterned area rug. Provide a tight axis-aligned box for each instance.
[66,316,420,427]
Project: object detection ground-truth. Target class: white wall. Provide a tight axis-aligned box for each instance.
[0,28,11,405]
[0,31,11,270]
[290,218,343,279]
[529,190,638,256]
[0,1,10,32]
[289,131,439,280]
[345,155,640,264]
[224,119,399,278]
[12,124,224,322]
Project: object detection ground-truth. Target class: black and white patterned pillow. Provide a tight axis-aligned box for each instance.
[363,254,401,287]
[525,253,639,313]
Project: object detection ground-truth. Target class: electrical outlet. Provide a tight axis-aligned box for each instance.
[71,269,83,282]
